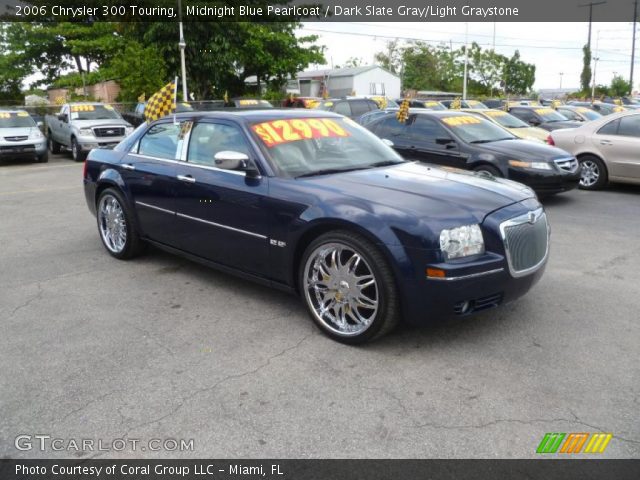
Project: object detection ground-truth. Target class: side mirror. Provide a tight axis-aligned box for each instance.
[436,137,455,145]
[214,150,249,170]
[37,121,43,128]
[58,114,68,122]
[381,138,394,147]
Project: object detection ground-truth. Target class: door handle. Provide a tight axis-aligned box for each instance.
[177,174,196,183]
[121,163,135,170]
[600,140,612,146]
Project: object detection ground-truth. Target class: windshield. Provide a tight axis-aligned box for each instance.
[482,110,529,128]
[572,108,602,120]
[70,105,121,120]
[250,116,404,178]
[466,100,488,109]
[533,108,568,122]
[313,101,336,111]
[0,112,36,128]
[441,114,517,143]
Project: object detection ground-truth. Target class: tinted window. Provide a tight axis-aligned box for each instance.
[138,123,181,159]
[409,115,450,141]
[617,115,640,137]
[333,102,352,116]
[558,109,579,121]
[597,119,620,135]
[187,123,251,166]
[350,100,372,117]
[510,109,535,123]
[374,115,410,138]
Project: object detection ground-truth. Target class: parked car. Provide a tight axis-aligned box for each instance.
[358,108,400,126]
[508,106,582,131]
[549,111,640,190]
[281,97,321,109]
[567,101,627,116]
[84,109,550,343]
[0,109,48,163]
[396,99,447,110]
[554,105,603,123]
[464,108,550,143]
[313,97,380,120]
[122,101,195,127]
[365,111,580,196]
[230,98,273,109]
[46,103,134,161]
[441,99,488,109]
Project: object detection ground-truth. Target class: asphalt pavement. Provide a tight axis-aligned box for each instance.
[1,153,638,459]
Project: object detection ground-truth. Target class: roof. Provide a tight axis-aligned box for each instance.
[297,65,386,79]
[162,109,344,123]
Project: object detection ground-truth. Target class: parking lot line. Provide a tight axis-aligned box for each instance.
[0,185,79,196]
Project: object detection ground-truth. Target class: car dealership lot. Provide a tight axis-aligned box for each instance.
[1,154,639,459]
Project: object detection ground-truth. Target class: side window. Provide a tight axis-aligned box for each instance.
[512,109,534,123]
[333,101,351,117]
[409,116,451,142]
[597,119,620,135]
[559,109,578,121]
[135,103,146,115]
[187,123,251,167]
[349,100,371,117]
[61,106,69,117]
[137,123,181,159]
[617,115,640,137]
[374,115,409,139]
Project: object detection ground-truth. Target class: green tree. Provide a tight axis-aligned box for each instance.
[374,40,402,74]
[468,43,507,95]
[609,75,631,97]
[503,50,535,95]
[580,45,592,93]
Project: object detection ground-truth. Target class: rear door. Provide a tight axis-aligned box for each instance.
[122,121,183,245]
[173,120,270,276]
[369,115,413,158]
[594,115,640,180]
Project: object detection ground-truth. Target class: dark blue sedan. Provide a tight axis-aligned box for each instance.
[84,110,550,344]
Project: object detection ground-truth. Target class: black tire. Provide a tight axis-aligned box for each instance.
[48,132,61,154]
[299,230,400,344]
[473,164,502,177]
[71,137,86,162]
[96,188,146,260]
[578,155,608,190]
[37,152,49,163]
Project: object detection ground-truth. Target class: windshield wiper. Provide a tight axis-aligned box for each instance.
[368,160,405,168]
[295,166,372,178]
[469,137,514,144]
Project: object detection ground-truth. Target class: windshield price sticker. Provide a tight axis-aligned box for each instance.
[0,113,11,118]
[239,99,259,106]
[252,118,351,147]
[485,110,507,117]
[17,111,30,117]
[535,108,555,115]
[442,116,482,126]
[576,107,591,113]
[71,105,96,112]
[425,101,440,107]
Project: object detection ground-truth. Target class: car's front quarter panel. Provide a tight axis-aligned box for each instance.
[83,148,127,216]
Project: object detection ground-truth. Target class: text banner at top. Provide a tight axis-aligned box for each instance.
[1,0,638,22]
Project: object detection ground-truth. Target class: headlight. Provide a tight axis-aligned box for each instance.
[29,130,43,139]
[125,126,134,135]
[439,224,485,260]
[79,128,94,136]
[508,160,552,170]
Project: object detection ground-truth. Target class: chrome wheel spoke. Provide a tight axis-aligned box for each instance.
[98,195,127,254]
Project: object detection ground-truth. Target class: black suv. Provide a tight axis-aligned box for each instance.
[508,106,581,131]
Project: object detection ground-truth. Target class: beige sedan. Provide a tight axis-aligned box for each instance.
[549,112,640,190]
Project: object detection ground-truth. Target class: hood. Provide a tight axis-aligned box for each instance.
[71,119,131,128]
[509,126,549,142]
[0,126,40,138]
[475,138,570,161]
[304,162,535,225]
[541,120,583,130]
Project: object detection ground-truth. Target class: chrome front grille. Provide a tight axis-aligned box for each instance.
[500,208,549,277]
[93,127,125,138]
[554,157,579,172]
[4,136,28,141]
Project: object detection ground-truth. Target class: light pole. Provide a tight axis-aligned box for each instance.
[591,31,600,102]
[177,0,188,100]
[462,22,469,100]
[559,72,564,90]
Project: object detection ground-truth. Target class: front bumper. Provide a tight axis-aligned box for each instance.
[77,135,125,152]
[0,140,47,159]
[507,167,580,195]
[399,198,549,325]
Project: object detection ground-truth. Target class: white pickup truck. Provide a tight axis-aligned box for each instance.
[45,102,134,161]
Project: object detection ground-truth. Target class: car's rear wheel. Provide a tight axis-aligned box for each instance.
[578,155,607,190]
[473,164,502,177]
[300,231,400,344]
[97,188,145,259]
[48,133,60,154]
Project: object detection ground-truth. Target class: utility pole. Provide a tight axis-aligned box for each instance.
[591,31,601,102]
[559,72,564,90]
[463,22,469,100]
[178,0,188,101]
[579,1,607,49]
[631,0,638,95]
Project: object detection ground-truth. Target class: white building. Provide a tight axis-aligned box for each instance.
[295,66,401,99]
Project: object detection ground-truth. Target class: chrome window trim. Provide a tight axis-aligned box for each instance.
[135,201,174,215]
[499,207,550,278]
[426,267,504,282]
[176,212,267,239]
[127,152,247,176]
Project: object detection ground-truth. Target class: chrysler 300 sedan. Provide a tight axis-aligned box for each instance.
[84,110,550,343]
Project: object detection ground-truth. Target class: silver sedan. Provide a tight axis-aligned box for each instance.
[549,111,640,190]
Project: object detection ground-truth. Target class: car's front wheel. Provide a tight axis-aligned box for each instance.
[96,188,145,259]
[299,230,400,344]
[578,155,607,190]
[71,137,86,162]
[48,133,60,154]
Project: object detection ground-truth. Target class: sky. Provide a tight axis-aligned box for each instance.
[296,22,639,92]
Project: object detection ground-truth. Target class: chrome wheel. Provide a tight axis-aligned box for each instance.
[98,194,127,254]
[580,159,600,187]
[71,139,78,161]
[303,242,379,336]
